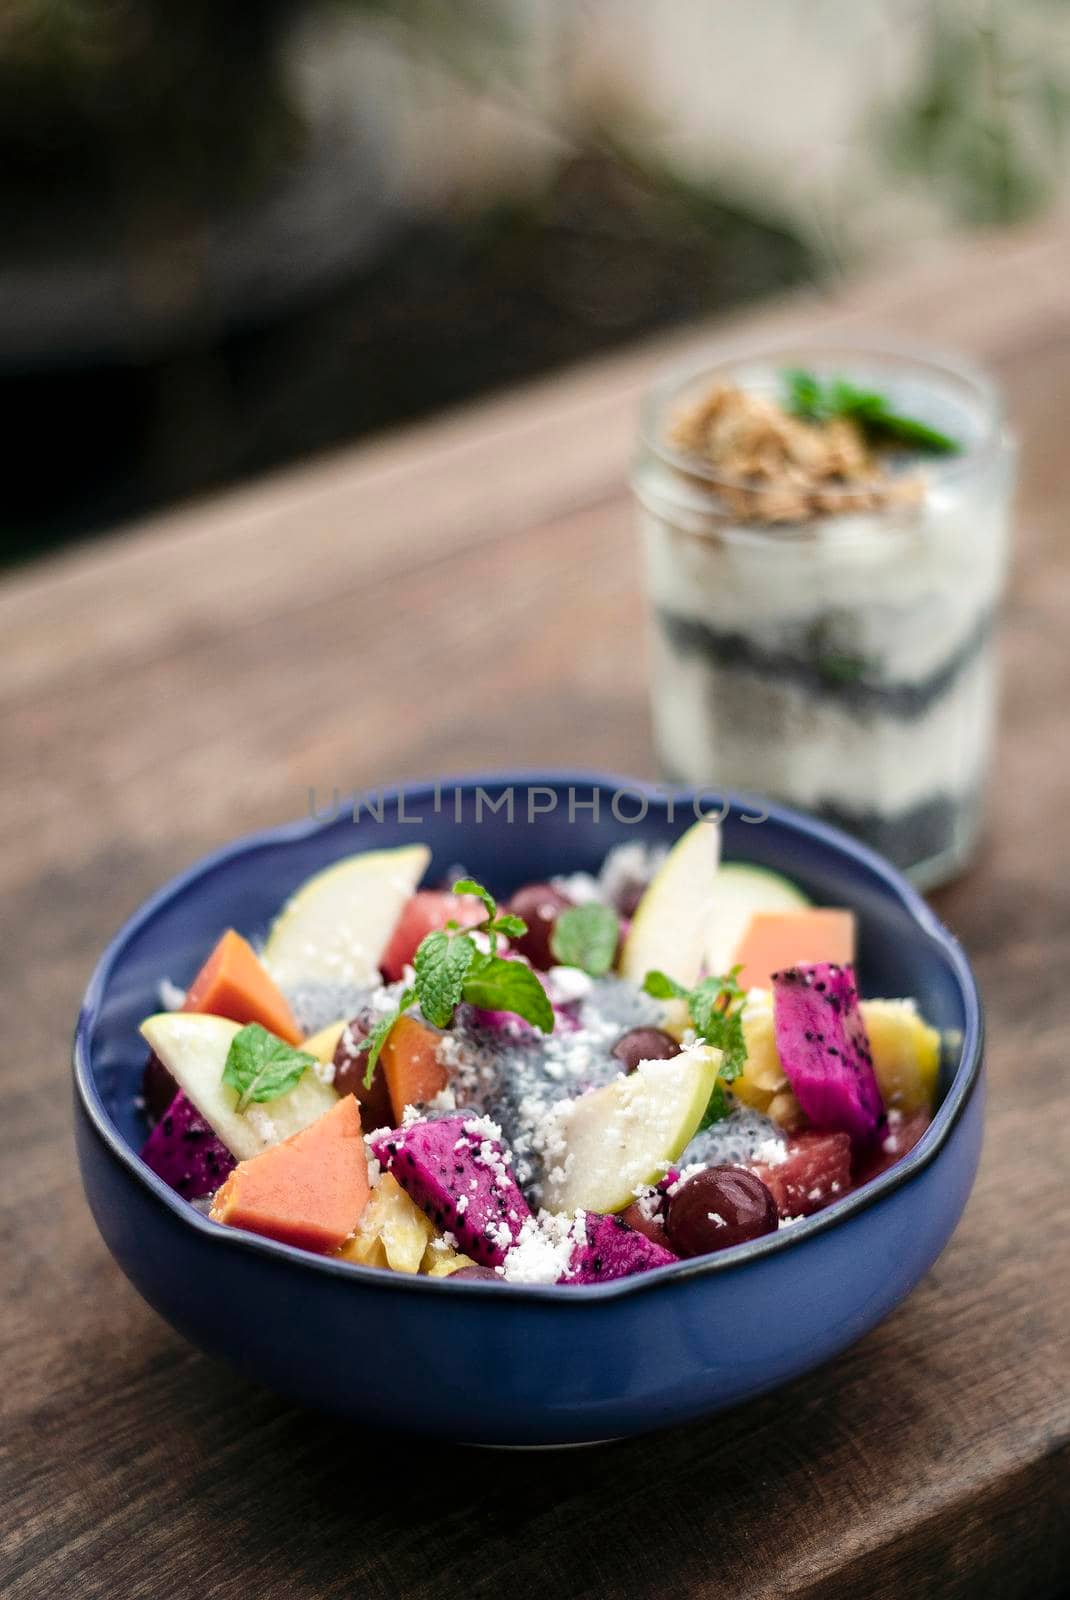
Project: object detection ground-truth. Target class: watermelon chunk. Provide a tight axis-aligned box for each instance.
[140,1090,235,1200]
[618,1197,672,1251]
[749,1130,853,1219]
[772,962,882,1146]
[380,891,486,983]
[853,1108,933,1187]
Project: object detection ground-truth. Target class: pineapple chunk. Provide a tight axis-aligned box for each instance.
[339,1173,432,1273]
[732,992,803,1128]
[302,1018,348,1064]
[861,999,941,1113]
[338,1229,388,1269]
[421,1239,477,1277]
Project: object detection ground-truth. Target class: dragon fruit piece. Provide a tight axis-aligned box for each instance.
[371,1115,532,1268]
[140,1090,235,1200]
[772,962,882,1146]
[562,1212,677,1284]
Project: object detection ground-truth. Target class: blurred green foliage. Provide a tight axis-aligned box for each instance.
[880,0,1070,224]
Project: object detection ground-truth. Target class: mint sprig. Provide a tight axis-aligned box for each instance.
[222,1023,318,1113]
[414,931,478,1028]
[642,966,749,1127]
[357,877,554,1091]
[784,368,961,455]
[461,951,554,1031]
[550,902,620,977]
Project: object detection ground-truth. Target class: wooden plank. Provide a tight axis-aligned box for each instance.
[1,220,1068,1600]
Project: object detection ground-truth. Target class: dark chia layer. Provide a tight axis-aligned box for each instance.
[656,606,995,720]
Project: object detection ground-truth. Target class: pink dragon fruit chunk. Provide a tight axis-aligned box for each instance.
[140,1090,235,1200]
[371,1115,532,1267]
[562,1212,678,1284]
[772,962,882,1146]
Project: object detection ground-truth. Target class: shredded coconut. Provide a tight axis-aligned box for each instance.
[158,978,187,1011]
[545,966,594,1006]
[550,872,603,906]
[500,1210,588,1284]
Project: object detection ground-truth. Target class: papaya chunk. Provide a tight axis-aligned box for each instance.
[380,1015,448,1122]
[184,929,301,1045]
[210,1096,369,1253]
[731,909,855,992]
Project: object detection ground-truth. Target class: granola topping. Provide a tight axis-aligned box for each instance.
[668,382,924,524]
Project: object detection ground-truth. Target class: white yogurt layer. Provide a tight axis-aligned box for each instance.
[636,471,1010,685]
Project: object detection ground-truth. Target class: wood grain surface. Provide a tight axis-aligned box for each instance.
[2,222,1069,1600]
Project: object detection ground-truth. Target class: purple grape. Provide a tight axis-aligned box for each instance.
[612,1027,681,1073]
[665,1166,778,1257]
[506,883,572,970]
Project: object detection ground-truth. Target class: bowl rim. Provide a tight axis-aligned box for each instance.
[73,769,984,1301]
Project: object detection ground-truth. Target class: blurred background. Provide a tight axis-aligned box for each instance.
[3,0,1069,565]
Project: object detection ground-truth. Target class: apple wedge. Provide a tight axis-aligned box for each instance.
[542,1044,723,1215]
[140,1013,337,1161]
[704,863,810,977]
[619,815,721,1002]
[262,844,430,991]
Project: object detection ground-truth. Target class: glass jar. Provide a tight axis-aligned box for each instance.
[632,339,1015,888]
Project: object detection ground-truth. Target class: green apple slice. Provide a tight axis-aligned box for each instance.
[705,863,810,977]
[542,1044,723,1215]
[619,816,721,990]
[262,844,430,990]
[140,1012,337,1161]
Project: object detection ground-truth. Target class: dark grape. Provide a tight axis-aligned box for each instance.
[665,1166,778,1258]
[505,883,572,970]
[449,1265,502,1282]
[333,1011,394,1128]
[611,1027,681,1073]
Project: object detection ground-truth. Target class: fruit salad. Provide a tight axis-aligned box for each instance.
[137,821,943,1285]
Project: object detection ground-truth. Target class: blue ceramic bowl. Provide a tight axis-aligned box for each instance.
[74,773,983,1446]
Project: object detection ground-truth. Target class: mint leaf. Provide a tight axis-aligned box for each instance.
[488,912,527,940]
[642,969,691,1001]
[451,877,497,921]
[642,967,749,1126]
[461,955,554,1032]
[688,967,745,1036]
[414,931,477,1028]
[550,903,620,977]
[222,1023,318,1113]
[358,987,415,1090]
[864,411,960,454]
[784,367,825,422]
[782,369,960,455]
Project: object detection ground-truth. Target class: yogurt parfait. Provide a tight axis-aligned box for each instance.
[632,341,1015,886]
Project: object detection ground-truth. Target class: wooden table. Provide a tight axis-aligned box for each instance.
[3,223,1069,1600]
